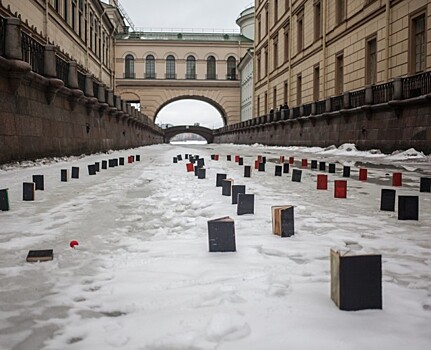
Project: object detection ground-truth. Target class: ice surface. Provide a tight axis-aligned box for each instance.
[0,143,430,350]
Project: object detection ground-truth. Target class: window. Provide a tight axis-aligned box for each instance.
[273,38,278,69]
[125,54,135,78]
[54,0,60,12]
[90,13,93,49]
[284,27,289,61]
[71,0,76,31]
[257,96,260,116]
[227,56,237,80]
[285,0,289,12]
[146,55,155,79]
[313,65,320,101]
[274,0,278,22]
[314,2,322,40]
[410,13,426,74]
[265,8,269,35]
[336,0,346,25]
[63,0,68,22]
[297,74,302,105]
[78,0,83,38]
[264,92,268,113]
[258,16,262,41]
[166,55,176,79]
[257,53,261,80]
[186,55,196,79]
[284,81,288,104]
[297,12,304,52]
[366,37,377,84]
[207,55,216,80]
[264,49,268,76]
[273,87,277,110]
[335,53,344,94]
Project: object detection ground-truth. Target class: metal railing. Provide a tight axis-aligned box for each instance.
[0,16,6,57]
[292,107,300,119]
[349,89,365,108]
[315,100,326,114]
[77,70,86,92]
[21,32,45,75]
[55,55,69,86]
[303,103,312,116]
[402,70,431,99]
[372,82,393,104]
[331,95,343,111]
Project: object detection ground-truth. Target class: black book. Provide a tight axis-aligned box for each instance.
[292,169,302,182]
[275,165,282,176]
[238,157,243,166]
[343,166,351,178]
[136,155,141,161]
[23,182,35,201]
[262,156,266,164]
[197,158,205,168]
[88,165,96,176]
[32,175,44,190]
[244,166,251,178]
[398,196,419,220]
[283,163,290,174]
[71,167,80,179]
[331,249,382,311]
[237,193,254,215]
[258,162,265,172]
[207,216,236,252]
[0,188,10,211]
[311,160,318,169]
[319,161,326,171]
[329,163,336,173]
[119,157,125,166]
[231,185,246,205]
[26,249,54,262]
[380,189,396,212]
[173,157,178,163]
[420,177,431,192]
[177,155,183,161]
[109,159,115,167]
[222,179,234,196]
[94,162,100,172]
[61,169,68,182]
[227,155,232,161]
[216,173,227,187]
[272,205,294,237]
[102,160,107,169]
[198,168,206,179]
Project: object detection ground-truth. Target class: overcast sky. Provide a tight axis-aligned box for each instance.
[116,0,254,128]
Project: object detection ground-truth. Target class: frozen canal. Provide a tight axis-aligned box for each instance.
[0,143,430,350]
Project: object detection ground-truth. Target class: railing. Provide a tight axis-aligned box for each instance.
[372,82,393,104]
[402,71,431,99]
[93,81,98,98]
[0,16,6,57]
[315,100,326,114]
[331,95,343,111]
[349,89,365,108]
[292,107,300,119]
[77,70,86,92]
[55,55,69,86]
[21,32,45,75]
[303,103,312,116]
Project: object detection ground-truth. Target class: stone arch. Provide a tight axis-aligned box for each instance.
[204,52,220,60]
[223,53,240,60]
[120,91,141,102]
[163,126,214,143]
[183,52,199,60]
[164,52,179,60]
[154,95,227,126]
[122,51,137,59]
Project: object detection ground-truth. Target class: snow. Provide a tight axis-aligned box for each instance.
[0,143,430,350]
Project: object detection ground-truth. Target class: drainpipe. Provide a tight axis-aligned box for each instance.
[385,0,390,82]
[322,0,327,99]
[288,0,292,107]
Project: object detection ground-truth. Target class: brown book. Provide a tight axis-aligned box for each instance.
[26,249,54,262]
[272,205,294,237]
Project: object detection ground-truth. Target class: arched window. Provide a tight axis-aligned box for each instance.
[166,55,176,79]
[186,55,196,79]
[227,56,237,80]
[207,56,216,80]
[125,54,134,78]
[145,55,155,79]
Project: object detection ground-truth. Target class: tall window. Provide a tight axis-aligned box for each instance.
[78,0,83,38]
[186,55,196,79]
[274,0,278,22]
[146,55,155,79]
[89,13,93,49]
[166,55,176,79]
[297,74,302,105]
[313,65,320,101]
[265,8,269,35]
[63,0,68,22]
[411,13,426,74]
[54,0,60,13]
[227,56,236,80]
[283,81,288,104]
[284,27,289,61]
[257,96,260,116]
[297,12,304,52]
[264,92,268,113]
[125,54,135,78]
[335,53,344,94]
[314,2,322,41]
[273,38,278,69]
[273,87,277,110]
[366,37,377,84]
[71,0,76,31]
[264,49,268,76]
[258,16,261,41]
[207,56,216,79]
[336,0,346,25]
[257,53,261,81]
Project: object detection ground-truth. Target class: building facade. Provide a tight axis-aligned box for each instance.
[254,0,431,116]
[1,0,124,88]
[115,31,253,124]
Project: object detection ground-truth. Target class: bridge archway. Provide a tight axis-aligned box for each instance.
[163,126,214,144]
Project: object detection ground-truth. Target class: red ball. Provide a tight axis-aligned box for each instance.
[69,240,79,248]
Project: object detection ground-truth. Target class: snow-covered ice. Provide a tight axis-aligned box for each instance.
[0,143,430,350]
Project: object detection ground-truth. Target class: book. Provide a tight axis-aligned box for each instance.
[26,249,54,262]
[207,216,236,252]
[272,205,294,237]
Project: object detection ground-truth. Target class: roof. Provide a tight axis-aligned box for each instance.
[116,31,253,43]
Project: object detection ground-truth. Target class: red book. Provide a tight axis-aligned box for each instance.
[215,154,219,161]
[235,155,240,163]
[359,168,368,181]
[258,155,262,162]
[317,174,328,190]
[302,159,308,168]
[254,160,259,170]
[289,157,294,164]
[334,180,347,198]
[128,156,133,163]
[279,156,285,164]
[186,163,194,172]
[392,172,402,186]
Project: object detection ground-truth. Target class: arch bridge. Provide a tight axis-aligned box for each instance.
[163,125,214,144]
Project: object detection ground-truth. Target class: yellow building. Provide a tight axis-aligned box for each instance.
[254,0,431,115]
